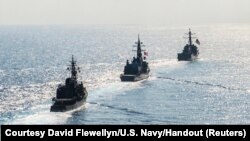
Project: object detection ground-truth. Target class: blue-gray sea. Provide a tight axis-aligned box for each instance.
[0,24,250,124]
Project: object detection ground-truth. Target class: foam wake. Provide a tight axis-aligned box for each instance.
[157,76,248,91]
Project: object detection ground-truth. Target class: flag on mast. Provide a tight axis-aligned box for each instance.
[195,39,200,45]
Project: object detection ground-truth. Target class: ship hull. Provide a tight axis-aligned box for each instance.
[50,96,87,112]
[120,73,149,82]
[177,53,198,61]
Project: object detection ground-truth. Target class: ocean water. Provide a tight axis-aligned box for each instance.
[0,24,250,124]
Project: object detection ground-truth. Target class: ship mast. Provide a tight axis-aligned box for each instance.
[137,35,142,60]
[188,28,193,46]
[68,55,79,80]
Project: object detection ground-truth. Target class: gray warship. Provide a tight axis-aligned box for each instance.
[50,55,88,112]
[120,35,150,81]
[177,29,200,61]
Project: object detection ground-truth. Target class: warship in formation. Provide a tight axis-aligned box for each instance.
[50,55,88,112]
[177,29,200,61]
[120,35,150,81]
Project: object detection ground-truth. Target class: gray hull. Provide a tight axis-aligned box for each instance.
[120,73,149,82]
[178,53,198,61]
[50,95,87,112]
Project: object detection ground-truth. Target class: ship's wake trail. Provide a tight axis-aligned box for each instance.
[157,76,248,92]
[88,102,147,115]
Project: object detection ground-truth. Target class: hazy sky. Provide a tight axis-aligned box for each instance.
[0,0,249,25]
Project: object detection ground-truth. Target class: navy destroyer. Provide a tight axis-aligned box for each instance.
[120,35,150,81]
[50,55,88,112]
[177,29,200,61]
